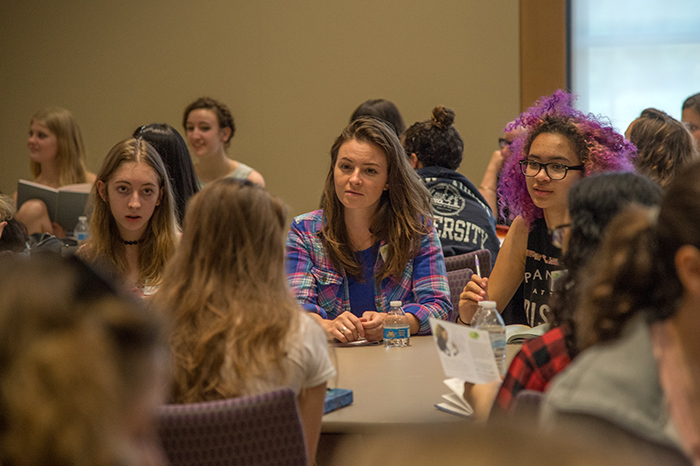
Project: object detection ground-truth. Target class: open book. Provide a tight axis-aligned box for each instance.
[435,377,473,417]
[506,323,550,344]
[16,180,91,233]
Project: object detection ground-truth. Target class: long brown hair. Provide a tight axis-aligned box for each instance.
[576,161,700,349]
[81,138,178,287]
[29,107,90,185]
[153,179,300,402]
[322,117,432,286]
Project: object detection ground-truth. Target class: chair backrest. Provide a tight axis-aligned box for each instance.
[511,389,545,418]
[157,388,307,466]
[446,267,473,322]
[444,249,492,276]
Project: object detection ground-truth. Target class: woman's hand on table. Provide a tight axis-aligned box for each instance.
[360,311,385,342]
[458,275,489,324]
[323,311,365,343]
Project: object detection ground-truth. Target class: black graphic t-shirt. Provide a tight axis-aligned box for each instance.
[522,217,562,327]
[417,166,500,265]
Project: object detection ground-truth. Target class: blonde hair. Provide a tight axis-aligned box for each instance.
[0,255,167,466]
[29,107,89,185]
[153,179,300,402]
[81,138,178,287]
[322,117,432,286]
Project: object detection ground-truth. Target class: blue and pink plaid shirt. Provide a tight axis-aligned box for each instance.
[285,210,452,335]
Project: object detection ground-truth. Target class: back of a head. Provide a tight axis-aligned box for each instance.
[683,92,700,115]
[134,123,199,224]
[628,108,699,187]
[577,161,700,348]
[331,421,651,466]
[0,255,166,466]
[567,172,664,261]
[403,106,464,170]
[350,99,406,137]
[156,179,297,403]
[549,172,663,351]
[170,178,288,295]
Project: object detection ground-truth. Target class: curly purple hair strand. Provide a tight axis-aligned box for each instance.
[498,90,637,226]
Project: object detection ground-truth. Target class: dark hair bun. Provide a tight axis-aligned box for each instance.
[430,106,455,130]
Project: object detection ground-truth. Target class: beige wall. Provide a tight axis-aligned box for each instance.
[0,0,520,218]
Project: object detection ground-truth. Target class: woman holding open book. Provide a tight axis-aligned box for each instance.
[15,107,96,236]
[78,137,178,298]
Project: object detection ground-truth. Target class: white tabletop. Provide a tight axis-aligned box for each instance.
[322,335,521,433]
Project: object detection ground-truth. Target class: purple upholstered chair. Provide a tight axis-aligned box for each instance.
[446,267,473,322]
[444,249,492,276]
[157,387,307,466]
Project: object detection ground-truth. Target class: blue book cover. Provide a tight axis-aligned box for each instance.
[324,388,353,414]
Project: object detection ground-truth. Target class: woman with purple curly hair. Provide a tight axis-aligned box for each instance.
[457,90,636,327]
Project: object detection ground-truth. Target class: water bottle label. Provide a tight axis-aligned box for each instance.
[384,326,409,340]
[76,232,88,241]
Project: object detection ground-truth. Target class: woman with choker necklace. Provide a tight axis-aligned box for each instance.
[77,137,178,297]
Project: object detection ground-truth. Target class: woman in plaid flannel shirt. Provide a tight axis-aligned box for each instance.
[286,117,452,343]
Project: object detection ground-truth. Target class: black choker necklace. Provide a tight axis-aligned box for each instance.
[121,239,139,245]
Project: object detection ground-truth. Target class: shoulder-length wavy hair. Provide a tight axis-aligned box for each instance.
[498,90,637,226]
[133,123,200,225]
[153,179,300,402]
[628,108,699,188]
[82,138,178,288]
[322,117,432,286]
[576,160,700,349]
[29,107,90,185]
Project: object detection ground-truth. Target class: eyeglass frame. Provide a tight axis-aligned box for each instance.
[519,159,585,180]
[551,224,571,249]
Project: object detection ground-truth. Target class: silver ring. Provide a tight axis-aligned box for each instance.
[341,326,347,332]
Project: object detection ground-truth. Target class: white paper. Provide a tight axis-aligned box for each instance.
[429,317,501,384]
[435,377,474,416]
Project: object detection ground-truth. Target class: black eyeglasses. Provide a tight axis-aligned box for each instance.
[551,224,571,249]
[519,159,584,180]
[498,138,512,149]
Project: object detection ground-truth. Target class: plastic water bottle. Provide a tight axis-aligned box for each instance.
[73,216,89,245]
[470,300,506,376]
[384,300,410,347]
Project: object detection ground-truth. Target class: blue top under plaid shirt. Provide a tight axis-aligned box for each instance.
[285,210,452,335]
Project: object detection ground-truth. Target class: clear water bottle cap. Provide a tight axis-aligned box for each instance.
[390,300,402,307]
[479,300,497,309]
[79,216,87,221]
